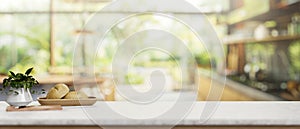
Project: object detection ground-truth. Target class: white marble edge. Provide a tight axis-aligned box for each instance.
[1,101,300,126]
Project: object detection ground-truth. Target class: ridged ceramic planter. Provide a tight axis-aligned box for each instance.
[6,88,33,107]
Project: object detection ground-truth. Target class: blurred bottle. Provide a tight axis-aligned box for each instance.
[288,14,300,36]
[100,78,115,101]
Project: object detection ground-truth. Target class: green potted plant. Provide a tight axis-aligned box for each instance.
[1,68,39,107]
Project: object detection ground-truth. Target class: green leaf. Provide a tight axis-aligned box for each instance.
[3,79,7,85]
[25,67,33,75]
[14,91,19,95]
[9,71,16,77]
[3,68,39,93]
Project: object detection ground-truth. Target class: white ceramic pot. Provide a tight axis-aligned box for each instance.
[6,88,33,107]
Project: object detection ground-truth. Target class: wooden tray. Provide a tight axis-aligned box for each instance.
[37,97,97,106]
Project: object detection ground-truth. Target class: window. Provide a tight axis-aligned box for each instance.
[0,0,110,74]
[0,13,50,74]
[0,0,228,76]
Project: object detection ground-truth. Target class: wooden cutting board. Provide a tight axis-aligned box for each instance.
[6,105,62,112]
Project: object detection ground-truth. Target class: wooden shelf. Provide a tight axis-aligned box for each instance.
[229,1,300,26]
[223,35,300,44]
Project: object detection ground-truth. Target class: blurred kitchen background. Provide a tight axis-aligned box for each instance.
[0,0,299,101]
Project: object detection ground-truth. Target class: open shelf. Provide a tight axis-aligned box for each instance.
[223,35,300,44]
[229,1,300,26]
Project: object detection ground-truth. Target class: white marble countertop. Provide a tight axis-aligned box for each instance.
[1,101,300,126]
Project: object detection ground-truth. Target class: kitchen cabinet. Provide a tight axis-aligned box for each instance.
[198,75,254,101]
[197,69,280,101]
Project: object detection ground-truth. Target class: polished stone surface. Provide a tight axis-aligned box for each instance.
[0,101,300,126]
